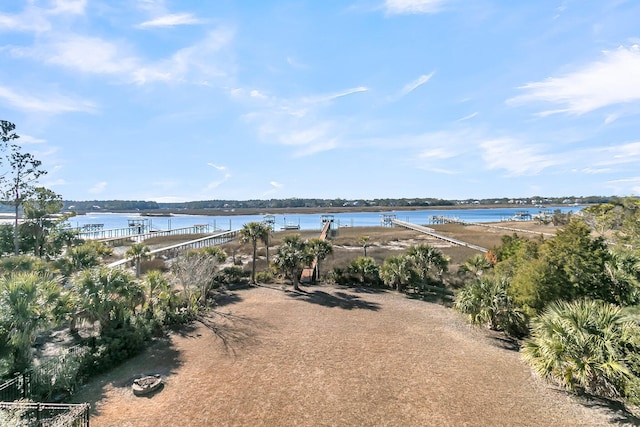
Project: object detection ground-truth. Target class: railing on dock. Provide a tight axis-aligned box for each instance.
[392,219,488,252]
[107,229,240,269]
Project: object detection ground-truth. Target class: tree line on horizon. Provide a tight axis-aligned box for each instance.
[0,195,617,214]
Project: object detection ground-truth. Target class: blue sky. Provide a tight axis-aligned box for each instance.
[1,0,639,203]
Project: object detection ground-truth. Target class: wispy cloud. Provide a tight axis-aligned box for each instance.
[10,27,234,85]
[263,180,284,196]
[17,134,47,144]
[480,138,558,176]
[0,0,85,33]
[0,85,95,114]
[400,72,435,97]
[456,112,478,122]
[49,0,87,16]
[206,162,232,189]
[239,84,370,157]
[508,44,640,115]
[384,0,450,15]
[137,13,203,28]
[88,181,107,194]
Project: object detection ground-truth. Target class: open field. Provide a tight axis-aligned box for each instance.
[71,284,635,426]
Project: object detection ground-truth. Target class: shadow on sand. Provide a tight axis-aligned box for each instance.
[567,390,640,425]
[287,288,381,311]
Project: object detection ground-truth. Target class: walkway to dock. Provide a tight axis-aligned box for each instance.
[300,220,332,283]
[392,219,488,253]
[107,229,240,269]
[429,216,554,238]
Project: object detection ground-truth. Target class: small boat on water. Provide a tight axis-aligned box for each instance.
[281,222,300,230]
[132,374,163,396]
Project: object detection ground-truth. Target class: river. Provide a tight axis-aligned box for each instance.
[66,206,584,232]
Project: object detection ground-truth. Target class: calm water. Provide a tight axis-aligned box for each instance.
[66,206,584,232]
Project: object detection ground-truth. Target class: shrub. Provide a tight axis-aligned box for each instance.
[217,266,246,284]
[522,299,640,408]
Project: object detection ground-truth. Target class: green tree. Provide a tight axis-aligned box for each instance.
[142,270,178,319]
[272,234,312,291]
[21,187,64,258]
[522,299,640,406]
[538,218,611,303]
[454,276,525,335]
[381,254,415,292]
[459,253,492,278]
[69,267,142,335]
[240,222,270,284]
[307,238,333,281]
[126,243,151,279]
[0,136,47,256]
[358,236,371,257]
[348,256,380,285]
[604,248,640,306]
[407,244,449,285]
[0,271,63,372]
[583,203,621,236]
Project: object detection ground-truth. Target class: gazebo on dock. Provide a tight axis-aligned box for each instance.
[380,213,396,227]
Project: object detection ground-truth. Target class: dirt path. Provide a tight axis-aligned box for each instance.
[73,285,634,426]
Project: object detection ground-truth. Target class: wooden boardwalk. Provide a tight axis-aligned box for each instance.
[107,229,240,269]
[392,219,488,252]
[430,216,554,238]
[300,220,332,283]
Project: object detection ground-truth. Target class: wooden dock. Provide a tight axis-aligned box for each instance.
[392,219,487,253]
[107,229,240,269]
[429,216,554,237]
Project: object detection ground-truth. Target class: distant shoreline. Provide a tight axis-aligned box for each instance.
[69,203,580,217]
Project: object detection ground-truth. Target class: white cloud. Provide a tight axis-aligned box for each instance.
[456,112,478,122]
[384,0,450,15]
[270,181,283,188]
[17,134,47,144]
[0,85,95,114]
[480,138,558,176]
[418,147,455,159]
[88,181,107,194]
[597,141,640,166]
[206,162,231,190]
[207,163,228,172]
[49,0,87,15]
[11,27,234,85]
[508,44,640,115]
[400,72,435,97]
[137,13,203,28]
[13,35,140,75]
[240,85,369,157]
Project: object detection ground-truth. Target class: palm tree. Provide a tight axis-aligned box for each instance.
[70,267,142,335]
[604,248,640,306]
[522,299,640,403]
[381,255,414,292]
[459,253,491,278]
[407,244,450,285]
[348,256,379,285]
[126,243,150,278]
[307,238,333,282]
[358,236,371,257]
[273,234,312,291]
[454,276,524,334]
[0,271,63,372]
[240,222,270,284]
[142,270,177,318]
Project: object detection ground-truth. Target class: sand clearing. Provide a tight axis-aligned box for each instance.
[73,285,632,426]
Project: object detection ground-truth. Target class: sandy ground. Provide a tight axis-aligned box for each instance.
[72,284,636,427]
